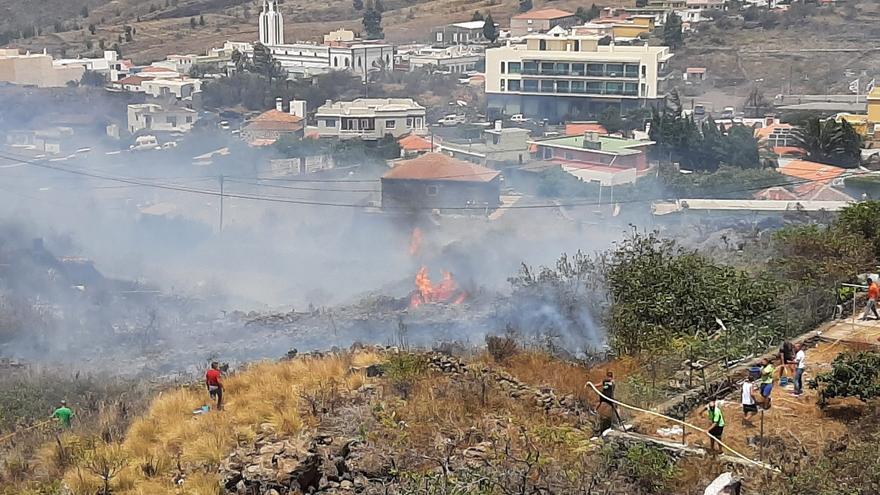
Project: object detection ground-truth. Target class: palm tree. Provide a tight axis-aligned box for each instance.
[792,117,861,168]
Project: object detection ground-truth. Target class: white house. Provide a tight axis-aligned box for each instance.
[127,103,199,134]
[313,98,426,140]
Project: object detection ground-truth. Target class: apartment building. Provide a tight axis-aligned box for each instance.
[485,32,673,121]
[430,20,495,46]
[313,98,426,140]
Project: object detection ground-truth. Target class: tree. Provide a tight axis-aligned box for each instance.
[472,10,484,21]
[99,38,105,50]
[190,17,197,28]
[662,12,683,49]
[792,117,862,168]
[80,70,107,87]
[81,6,89,17]
[353,0,364,10]
[482,13,498,42]
[362,1,384,40]
[88,23,96,35]
[251,43,285,81]
[199,14,206,26]
[374,0,384,13]
[575,4,600,22]
[123,25,133,42]
[519,0,533,13]
[598,106,624,134]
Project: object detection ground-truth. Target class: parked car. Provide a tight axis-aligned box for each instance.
[130,135,160,151]
[510,114,531,123]
[438,114,466,127]
[720,107,735,119]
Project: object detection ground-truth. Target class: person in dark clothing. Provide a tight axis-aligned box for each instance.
[779,340,796,380]
[596,371,625,430]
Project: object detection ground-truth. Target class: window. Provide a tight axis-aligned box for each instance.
[573,40,580,51]
[166,116,177,127]
[508,79,521,91]
[436,32,443,42]
[324,118,337,127]
[523,79,539,92]
[527,19,533,24]
[500,79,506,91]
[640,83,647,96]
[606,64,624,77]
[539,40,547,51]
[501,61,506,74]
[641,65,647,77]
[453,33,458,42]
[624,64,639,78]
[571,80,585,93]
[415,117,423,128]
[342,118,357,130]
[508,62,522,74]
[426,185,439,196]
[185,116,193,123]
[523,61,538,74]
[359,118,375,130]
[606,81,624,95]
[572,63,585,76]
[556,80,570,93]
[556,63,569,75]
[587,63,604,77]
[586,82,604,94]
[540,80,554,93]
[357,57,362,68]
[333,57,338,67]
[406,117,414,127]
[541,62,554,74]
[386,120,396,129]
[624,82,638,96]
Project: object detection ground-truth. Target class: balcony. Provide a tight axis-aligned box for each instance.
[519,64,641,79]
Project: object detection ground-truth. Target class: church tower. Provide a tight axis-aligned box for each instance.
[259,0,284,46]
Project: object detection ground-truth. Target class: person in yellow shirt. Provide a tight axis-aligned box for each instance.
[706,400,725,454]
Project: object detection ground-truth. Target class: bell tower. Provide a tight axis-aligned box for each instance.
[259,0,284,46]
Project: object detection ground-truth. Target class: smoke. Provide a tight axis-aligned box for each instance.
[0,87,643,373]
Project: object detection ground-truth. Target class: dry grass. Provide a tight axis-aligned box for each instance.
[56,351,382,495]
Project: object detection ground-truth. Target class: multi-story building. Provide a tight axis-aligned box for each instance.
[438,124,532,166]
[255,0,394,79]
[485,32,673,121]
[127,103,199,134]
[142,78,202,99]
[530,132,654,185]
[313,98,426,140]
[510,9,580,37]
[406,45,483,74]
[430,20,495,46]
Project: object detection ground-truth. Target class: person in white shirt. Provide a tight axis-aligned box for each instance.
[794,343,806,396]
[741,376,758,426]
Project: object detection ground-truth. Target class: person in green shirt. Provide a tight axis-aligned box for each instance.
[50,400,74,429]
[706,400,725,454]
[760,359,775,408]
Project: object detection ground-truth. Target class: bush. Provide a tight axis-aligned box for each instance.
[486,331,518,363]
[810,351,880,407]
[621,444,679,494]
[383,353,428,399]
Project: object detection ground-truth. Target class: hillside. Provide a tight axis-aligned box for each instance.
[1,0,631,63]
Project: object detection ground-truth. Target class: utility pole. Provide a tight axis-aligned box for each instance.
[218,174,225,232]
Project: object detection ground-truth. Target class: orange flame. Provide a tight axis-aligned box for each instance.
[409,228,423,256]
[410,266,467,307]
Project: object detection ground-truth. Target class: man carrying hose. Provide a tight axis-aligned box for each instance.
[706,400,725,454]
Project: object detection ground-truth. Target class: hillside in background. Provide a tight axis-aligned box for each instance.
[1,0,630,63]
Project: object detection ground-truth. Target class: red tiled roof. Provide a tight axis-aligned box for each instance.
[755,122,794,140]
[512,8,575,20]
[773,146,804,157]
[398,134,434,152]
[383,153,500,183]
[244,109,304,131]
[793,182,854,202]
[778,159,845,183]
[564,122,608,136]
[141,66,177,73]
[117,75,154,85]
[754,186,797,201]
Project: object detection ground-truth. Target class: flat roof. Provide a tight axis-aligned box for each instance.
[530,135,652,155]
[513,8,576,20]
[653,199,852,215]
[451,20,485,29]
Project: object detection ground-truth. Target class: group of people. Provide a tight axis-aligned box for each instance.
[704,341,807,454]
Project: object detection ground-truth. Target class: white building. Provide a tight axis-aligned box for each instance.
[53,51,129,82]
[127,103,199,134]
[313,98,426,140]
[485,31,673,121]
[142,78,203,99]
[405,45,483,73]
[255,0,394,79]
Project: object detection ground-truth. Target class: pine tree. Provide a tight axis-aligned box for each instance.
[472,11,483,21]
[88,24,96,35]
[482,13,498,42]
[663,12,683,49]
[362,1,384,40]
[199,15,206,26]
[190,17,197,28]
[374,0,384,13]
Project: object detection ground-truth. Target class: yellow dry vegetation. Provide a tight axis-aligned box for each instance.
[56,351,382,495]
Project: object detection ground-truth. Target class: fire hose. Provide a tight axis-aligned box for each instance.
[586,382,778,472]
[0,419,54,444]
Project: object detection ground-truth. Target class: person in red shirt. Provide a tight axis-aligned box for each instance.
[206,362,224,410]
[862,278,880,321]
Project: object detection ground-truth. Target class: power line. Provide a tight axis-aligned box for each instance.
[0,150,872,211]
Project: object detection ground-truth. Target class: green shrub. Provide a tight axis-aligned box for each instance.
[810,351,880,406]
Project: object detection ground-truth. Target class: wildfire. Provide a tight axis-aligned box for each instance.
[410,266,467,307]
[409,228,423,256]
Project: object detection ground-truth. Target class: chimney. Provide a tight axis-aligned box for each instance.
[290,99,306,118]
[494,120,502,131]
[275,97,283,112]
[583,131,602,150]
